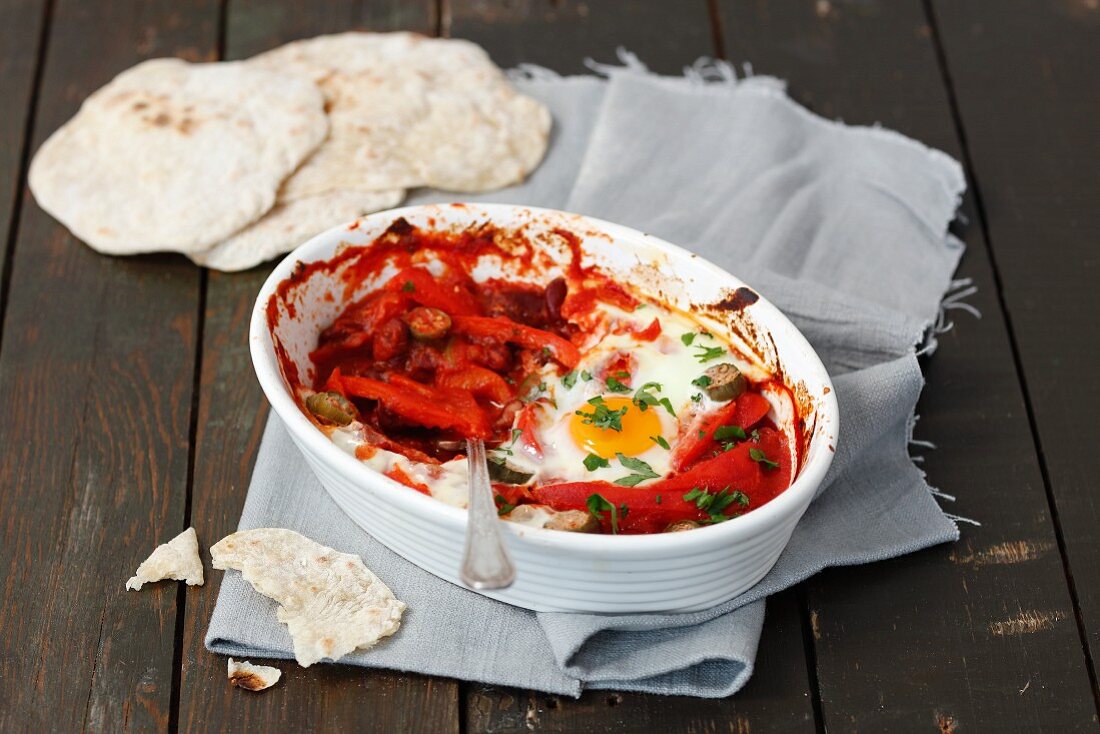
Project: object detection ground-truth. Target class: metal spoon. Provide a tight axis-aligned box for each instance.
[459,437,516,589]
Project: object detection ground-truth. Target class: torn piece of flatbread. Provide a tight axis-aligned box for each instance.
[249,32,550,196]
[210,528,405,667]
[189,187,404,272]
[28,58,327,255]
[228,658,282,691]
[126,527,204,591]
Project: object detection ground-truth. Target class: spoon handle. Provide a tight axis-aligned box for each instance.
[459,437,516,590]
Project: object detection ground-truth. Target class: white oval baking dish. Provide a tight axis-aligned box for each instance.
[251,203,838,613]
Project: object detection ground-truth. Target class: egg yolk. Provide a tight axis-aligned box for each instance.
[569,396,662,459]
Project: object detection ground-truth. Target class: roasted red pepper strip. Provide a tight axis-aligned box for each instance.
[622,317,661,342]
[435,364,513,404]
[515,403,545,461]
[383,372,486,422]
[340,374,490,438]
[385,267,481,316]
[324,366,348,396]
[451,315,581,369]
[534,428,791,534]
[671,392,771,471]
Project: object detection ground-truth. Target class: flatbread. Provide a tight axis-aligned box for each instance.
[28,58,328,255]
[126,527,204,590]
[189,187,404,272]
[210,528,405,667]
[228,658,282,691]
[249,32,550,196]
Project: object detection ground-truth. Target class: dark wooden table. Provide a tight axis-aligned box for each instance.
[1,1,1097,731]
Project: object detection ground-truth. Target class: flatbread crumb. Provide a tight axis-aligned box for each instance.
[228,658,282,691]
[126,527,204,591]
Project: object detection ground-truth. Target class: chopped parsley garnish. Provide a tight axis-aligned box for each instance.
[619,503,630,519]
[491,428,524,458]
[681,332,696,346]
[561,371,578,389]
[693,344,726,363]
[632,382,676,417]
[751,429,761,442]
[606,376,632,393]
[586,493,619,534]
[631,382,659,411]
[495,494,516,516]
[401,280,415,292]
[713,425,747,443]
[691,374,712,389]
[683,486,750,523]
[655,494,662,505]
[580,370,593,381]
[635,303,647,311]
[650,435,670,450]
[613,453,660,487]
[575,396,628,431]
[691,392,703,403]
[583,453,610,472]
[749,447,779,469]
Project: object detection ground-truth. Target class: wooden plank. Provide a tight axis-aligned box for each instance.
[716,0,1100,728]
[0,1,218,730]
[930,0,1100,692]
[175,2,461,732]
[449,2,818,730]
[0,0,49,284]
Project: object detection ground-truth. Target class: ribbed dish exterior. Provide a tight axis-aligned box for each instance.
[291,432,809,613]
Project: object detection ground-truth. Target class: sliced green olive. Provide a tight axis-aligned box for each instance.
[702,362,747,402]
[404,306,452,340]
[306,391,357,426]
[486,458,534,485]
[544,510,600,533]
[665,519,701,533]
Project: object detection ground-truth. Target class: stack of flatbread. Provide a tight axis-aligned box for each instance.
[28,33,551,272]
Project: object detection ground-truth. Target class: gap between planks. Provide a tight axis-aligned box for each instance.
[0,0,55,360]
[168,1,226,729]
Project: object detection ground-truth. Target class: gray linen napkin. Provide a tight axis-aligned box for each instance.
[207,60,966,698]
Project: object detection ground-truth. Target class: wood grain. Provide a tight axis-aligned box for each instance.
[0,0,218,730]
[930,0,1100,694]
[174,2,460,732]
[465,589,816,734]
[716,0,1100,728]
[448,1,818,730]
[444,0,713,74]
